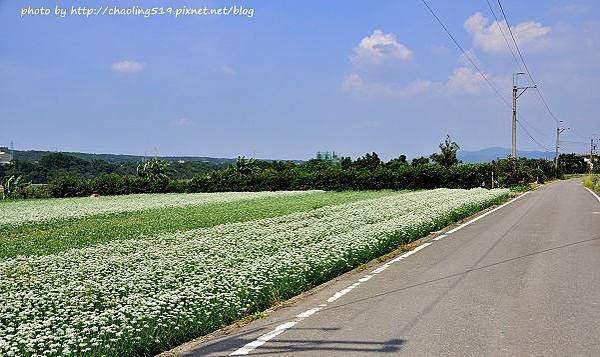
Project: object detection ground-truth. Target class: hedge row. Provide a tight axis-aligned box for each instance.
[43,158,557,198]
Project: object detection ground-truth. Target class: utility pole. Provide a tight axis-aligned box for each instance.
[512,72,536,158]
[554,121,569,170]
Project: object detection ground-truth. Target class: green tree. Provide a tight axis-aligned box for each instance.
[430,135,461,167]
[353,152,382,171]
[558,153,586,174]
[411,156,430,166]
[232,156,259,175]
[137,158,171,181]
[386,155,408,170]
[340,157,353,170]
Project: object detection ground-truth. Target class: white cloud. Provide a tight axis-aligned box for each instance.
[341,66,508,98]
[464,12,550,53]
[341,73,433,98]
[457,48,482,68]
[172,117,194,127]
[445,67,488,94]
[350,30,412,65]
[341,74,365,92]
[221,65,236,75]
[403,79,435,95]
[111,60,145,74]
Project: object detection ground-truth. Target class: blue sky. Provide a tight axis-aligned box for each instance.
[1,0,599,160]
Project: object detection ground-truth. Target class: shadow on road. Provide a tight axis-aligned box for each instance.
[182,235,599,356]
[185,334,405,356]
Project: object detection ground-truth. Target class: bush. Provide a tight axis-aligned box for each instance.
[166,179,189,193]
[584,175,599,192]
[50,175,91,197]
[91,174,128,196]
[12,184,53,199]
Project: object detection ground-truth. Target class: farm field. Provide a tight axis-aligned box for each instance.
[0,188,508,356]
[0,190,393,258]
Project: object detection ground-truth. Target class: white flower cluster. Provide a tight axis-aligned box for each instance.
[0,190,318,227]
[0,188,507,356]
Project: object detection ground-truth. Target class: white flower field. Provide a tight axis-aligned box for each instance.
[0,188,508,356]
[0,190,317,227]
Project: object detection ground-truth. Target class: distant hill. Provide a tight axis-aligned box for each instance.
[12,150,237,164]
[10,147,559,165]
[458,147,555,163]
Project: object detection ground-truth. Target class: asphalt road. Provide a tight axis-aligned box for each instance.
[182,179,600,357]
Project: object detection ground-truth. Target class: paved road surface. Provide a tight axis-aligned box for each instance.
[184,179,600,356]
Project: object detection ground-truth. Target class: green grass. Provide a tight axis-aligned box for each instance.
[564,173,585,179]
[583,174,599,193]
[0,190,395,259]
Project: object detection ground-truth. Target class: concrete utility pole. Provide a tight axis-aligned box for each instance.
[554,122,569,170]
[512,72,537,158]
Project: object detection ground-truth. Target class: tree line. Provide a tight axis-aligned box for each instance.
[0,153,229,183]
[1,137,592,199]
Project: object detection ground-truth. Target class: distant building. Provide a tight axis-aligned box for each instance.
[316,151,341,165]
[0,147,12,165]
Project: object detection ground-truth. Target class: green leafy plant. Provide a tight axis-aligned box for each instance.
[232,156,259,175]
[136,158,171,181]
[430,135,461,167]
[1,175,30,199]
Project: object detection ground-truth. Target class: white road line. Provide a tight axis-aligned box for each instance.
[433,234,447,241]
[326,285,356,303]
[399,242,432,258]
[296,307,321,319]
[371,264,391,274]
[230,320,300,355]
[358,275,373,282]
[228,194,527,356]
[445,192,529,235]
[585,188,600,204]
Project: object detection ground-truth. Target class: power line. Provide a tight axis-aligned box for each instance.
[485,0,522,72]
[570,128,590,142]
[419,0,510,107]
[419,0,554,152]
[496,0,561,126]
[560,141,588,145]
[496,0,534,83]
[496,0,596,157]
[518,116,552,139]
[516,120,552,151]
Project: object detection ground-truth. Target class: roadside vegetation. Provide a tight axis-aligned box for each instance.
[0,188,508,356]
[584,174,599,193]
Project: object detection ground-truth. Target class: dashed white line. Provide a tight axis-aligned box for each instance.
[229,239,435,355]
[296,307,322,319]
[371,264,391,274]
[230,320,300,355]
[358,275,373,282]
[433,234,447,241]
[326,285,356,303]
[229,192,530,356]
[445,192,529,235]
